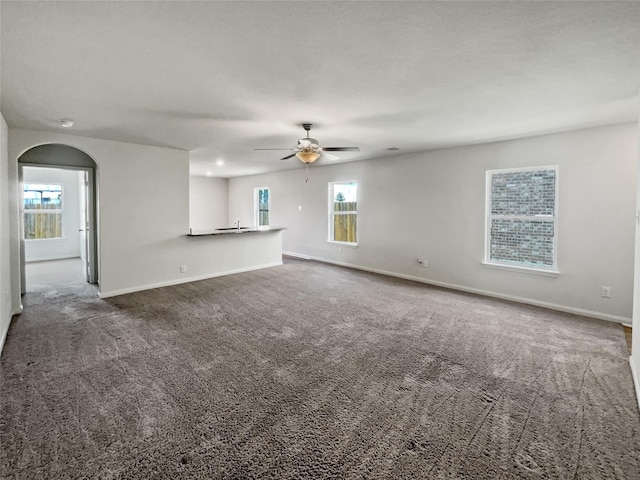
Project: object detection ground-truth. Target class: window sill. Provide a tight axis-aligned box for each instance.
[328,241,358,248]
[482,261,559,278]
[25,237,65,242]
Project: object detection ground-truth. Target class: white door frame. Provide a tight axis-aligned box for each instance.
[18,163,98,290]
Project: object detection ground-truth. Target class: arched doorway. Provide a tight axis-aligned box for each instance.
[18,144,98,293]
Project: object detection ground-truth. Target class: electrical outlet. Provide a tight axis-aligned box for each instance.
[601,286,611,298]
[180,265,187,273]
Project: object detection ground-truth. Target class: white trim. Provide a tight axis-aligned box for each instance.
[485,165,559,271]
[630,356,640,414]
[327,240,358,247]
[283,251,311,260]
[0,306,23,357]
[0,324,8,358]
[253,186,270,227]
[24,237,68,243]
[487,165,560,175]
[23,182,64,240]
[284,251,631,325]
[482,261,560,277]
[26,254,81,263]
[98,261,283,298]
[328,180,357,244]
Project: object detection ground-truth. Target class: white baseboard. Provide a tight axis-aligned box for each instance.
[0,305,23,358]
[630,357,640,413]
[99,261,283,299]
[282,251,311,260]
[283,252,632,326]
[0,322,9,358]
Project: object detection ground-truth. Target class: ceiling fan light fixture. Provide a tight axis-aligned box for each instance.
[256,123,359,167]
[296,151,320,164]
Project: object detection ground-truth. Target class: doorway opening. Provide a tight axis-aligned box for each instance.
[18,144,98,295]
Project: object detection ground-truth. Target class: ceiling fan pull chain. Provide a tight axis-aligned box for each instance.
[305,163,310,183]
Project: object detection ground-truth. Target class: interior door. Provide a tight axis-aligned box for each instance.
[85,168,98,284]
[79,170,89,281]
[19,165,26,294]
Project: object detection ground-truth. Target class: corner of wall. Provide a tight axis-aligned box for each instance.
[0,111,15,357]
[630,356,640,413]
[631,105,640,409]
[0,323,9,358]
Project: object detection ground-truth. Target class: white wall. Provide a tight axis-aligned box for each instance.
[23,166,82,262]
[0,113,18,354]
[632,119,640,411]
[230,123,638,323]
[189,175,228,230]
[7,129,282,300]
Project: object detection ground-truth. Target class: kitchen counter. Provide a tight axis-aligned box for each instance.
[187,226,285,236]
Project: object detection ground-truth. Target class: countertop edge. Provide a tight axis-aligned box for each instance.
[187,227,285,237]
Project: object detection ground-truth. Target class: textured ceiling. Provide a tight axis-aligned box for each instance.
[1,1,639,177]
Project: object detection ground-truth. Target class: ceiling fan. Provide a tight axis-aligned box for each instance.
[254,123,360,164]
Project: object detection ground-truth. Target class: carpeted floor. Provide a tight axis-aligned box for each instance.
[1,258,639,479]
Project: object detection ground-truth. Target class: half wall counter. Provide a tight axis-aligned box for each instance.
[188,226,285,236]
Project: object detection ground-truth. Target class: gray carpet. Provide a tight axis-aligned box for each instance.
[1,258,639,479]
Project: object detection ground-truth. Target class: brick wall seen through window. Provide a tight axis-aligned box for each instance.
[486,167,558,270]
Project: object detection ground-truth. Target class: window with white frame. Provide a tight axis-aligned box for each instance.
[254,187,270,226]
[485,166,558,271]
[329,181,357,244]
[24,183,63,240]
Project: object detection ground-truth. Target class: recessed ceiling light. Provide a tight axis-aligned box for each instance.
[58,119,74,128]
[216,160,224,166]
[206,171,212,176]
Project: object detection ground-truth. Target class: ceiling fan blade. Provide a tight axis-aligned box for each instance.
[254,148,295,151]
[321,147,360,152]
[322,151,340,161]
[280,153,297,160]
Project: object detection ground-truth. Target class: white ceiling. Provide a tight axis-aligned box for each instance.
[1,1,639,177]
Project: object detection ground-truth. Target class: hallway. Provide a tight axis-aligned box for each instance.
[24,257,98,304]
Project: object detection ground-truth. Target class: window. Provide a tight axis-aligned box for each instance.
[329,181,357,244]
[485,167,558,272]
[24,183,63,239]
[254,187,270,226]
